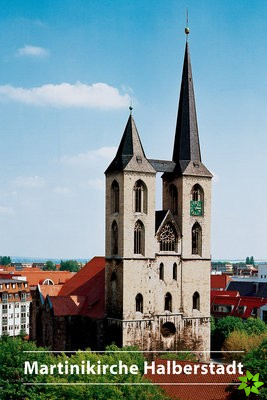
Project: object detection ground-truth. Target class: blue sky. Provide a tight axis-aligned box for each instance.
[0,0,266,260]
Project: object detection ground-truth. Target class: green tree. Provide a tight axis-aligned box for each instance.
[43,261,56,271]
[0,256,11,265]
[244,317,267,336]
[212,316,244,350]
[59,260,80,272]
[227,339,267,400]
[245,256,250,265]
[249,256,255,266]
[0,337,168,400]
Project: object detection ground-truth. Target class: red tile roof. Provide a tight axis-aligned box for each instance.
[39,285,63,298]
[145,359,241,400]
[22,270,74,286]
[47,257,106,319]
[211,275,231,291]
[211,294,267,318]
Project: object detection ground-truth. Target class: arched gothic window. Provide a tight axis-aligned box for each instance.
[164,292,172,312]
[159,263,164,280]
[173,263,177,280]
[190,184,204,216]
[169,184,178,215]
[134,220,145,255]
[111,221,118,255]
[159,223,177,252]
[110,272,117,292]
[135,293,143,313]
[193,292,200,310]
[111,180,119,213]
[133,180,147,213]
[192,222,202,255]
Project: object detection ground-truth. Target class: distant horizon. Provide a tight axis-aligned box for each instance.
[4,255,267,264]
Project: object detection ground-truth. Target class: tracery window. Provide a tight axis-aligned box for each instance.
[111,221,118,255]
[134,220,145,255]
[135,293,143,313]
[133,180,147,213]
[164,292,172,312]
[193,292,200,310]
[192,222,202,255]
[111,180,119,213]
[159,223,177,252]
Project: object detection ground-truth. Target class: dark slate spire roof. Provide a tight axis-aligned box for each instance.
[173,41,201,163]
[164,41,212,178]
[105,114,155,174]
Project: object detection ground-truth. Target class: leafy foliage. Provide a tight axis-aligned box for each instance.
[0,337,168,400]
[43,261,56,271]
[59,260,80,272]
[212,316,267,351]
[223,330,267,362]
[0,256,11,265]
[226,339,267,399]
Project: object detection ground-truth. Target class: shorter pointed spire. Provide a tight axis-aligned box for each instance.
[105,115,155,174]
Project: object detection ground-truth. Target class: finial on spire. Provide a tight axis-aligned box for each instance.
[185,9,190,37]
[129,99,133,114]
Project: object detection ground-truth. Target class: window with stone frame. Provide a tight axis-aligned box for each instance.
[134,220,145,255]
[133,180,147,213]
[193,291,200,310]
[173,263,177,280]
[159,263,164,280]
[111,180,119,213]
[111,220,118,255]
[190,184,204,216]
[169,184,178,215]
[159,223,177,252]
[192,222,202,255]
[164,292,172,312]
[135,293,143,313]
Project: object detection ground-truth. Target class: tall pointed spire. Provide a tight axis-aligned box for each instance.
[172,40,201,163]
[105,113,155,174]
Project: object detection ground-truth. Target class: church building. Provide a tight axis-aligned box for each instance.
[105,30,212,358]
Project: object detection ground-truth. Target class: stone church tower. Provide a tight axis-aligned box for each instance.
[105,32,212,358]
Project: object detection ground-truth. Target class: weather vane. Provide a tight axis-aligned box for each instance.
[185,9,190,38]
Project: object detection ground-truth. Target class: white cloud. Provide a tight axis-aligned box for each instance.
[86,178,105,191]
[211,171,220,183]
[13,176,46,188]
[16,45,49,58]
[0,206,14,216]
[60,146,117,167]
[0,82,130,109]
[54,186,72,195]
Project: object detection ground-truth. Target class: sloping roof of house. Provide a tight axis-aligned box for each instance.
[211,275,232,291]
[227,281,267,298]
[46,256,106,319]
[144,359,241,400]
[22,270,74,286]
